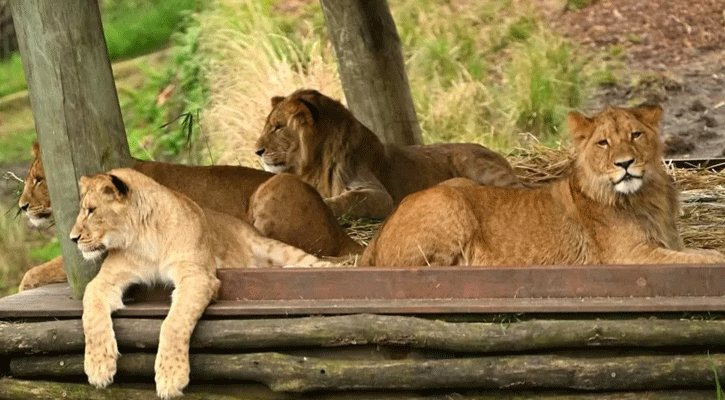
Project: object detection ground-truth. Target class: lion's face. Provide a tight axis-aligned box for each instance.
[19,142,53,228]
[569,105,663,199]
[70,174,130,260]
[255,90,322,173]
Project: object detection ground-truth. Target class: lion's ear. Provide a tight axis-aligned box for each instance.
[567,111,593,147]
[298,98,319,123]
[31,141,40,158]
[271,96,285,109]
[629,104,663,130]
[107,174,129,197]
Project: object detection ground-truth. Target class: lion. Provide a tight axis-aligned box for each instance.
[360,104,725,267]
[18,142,362,290]
[254,89,523,219]
[74,168,335,399]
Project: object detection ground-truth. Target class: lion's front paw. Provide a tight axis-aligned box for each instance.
[84,337,118,388]
[155,351,190,399]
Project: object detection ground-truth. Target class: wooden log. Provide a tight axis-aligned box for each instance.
[0,378,244,400]
[319,0,422,146]
[6,315,725,355]
[0,379,718,400]
[9,352,725,392]
[10,0,132,299]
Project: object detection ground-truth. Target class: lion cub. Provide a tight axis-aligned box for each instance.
[361,104,725,267]
[73,168,334,399]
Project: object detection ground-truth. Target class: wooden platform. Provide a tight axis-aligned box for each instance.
[3,264,725,317]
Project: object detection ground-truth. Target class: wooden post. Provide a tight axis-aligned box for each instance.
[320,0,422,146]
[11,0,132,299]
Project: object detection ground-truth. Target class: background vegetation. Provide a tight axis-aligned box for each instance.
[0,0,608,295]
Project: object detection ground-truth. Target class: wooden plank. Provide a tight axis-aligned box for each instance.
[10,0,132,299]
[319,0,422,146]
[210,265,725,300]
[3,284,725,318]
[9,352,725,392]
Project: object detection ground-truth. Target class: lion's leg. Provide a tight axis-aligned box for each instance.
[624,246,725,264]
[19,256,67,291]
[83,259,133,389]
[324,170,394,219]
[246,234,335,268]
[155,265,219,399]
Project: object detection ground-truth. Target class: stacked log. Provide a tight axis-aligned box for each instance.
[1,314,724,398]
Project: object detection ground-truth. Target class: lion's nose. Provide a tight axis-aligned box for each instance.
[19,202,29,211]
[255,148,265,156]
[70,234,80,243]
[614,158,634,169]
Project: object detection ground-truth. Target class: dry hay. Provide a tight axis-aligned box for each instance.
[343,146,725,256]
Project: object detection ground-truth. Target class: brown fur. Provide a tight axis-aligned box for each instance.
[255,89,523,219]
[18,144,361,290]
[361,105,725,267]
[74,169,335,399]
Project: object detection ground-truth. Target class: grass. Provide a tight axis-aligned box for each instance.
[198,0,599,163]
[0,0,200,99]
[0,53,26,98]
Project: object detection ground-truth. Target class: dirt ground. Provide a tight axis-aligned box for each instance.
[546,0,725,158]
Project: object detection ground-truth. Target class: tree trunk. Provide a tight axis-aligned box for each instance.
[9,352,725,392]
[10,0,132,299]
[319,0,421,146]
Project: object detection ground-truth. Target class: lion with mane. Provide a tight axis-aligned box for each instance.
[255,89,523,219]
[360,104,725,267]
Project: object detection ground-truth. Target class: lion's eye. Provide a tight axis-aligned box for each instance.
[596,139,609,147]
[274,124,284,131]
[33,177,43,186]
[631,131,642,140]
[87,207,95,215]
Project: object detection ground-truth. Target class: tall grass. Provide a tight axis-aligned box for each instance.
[198,0,597,161]
[198,0,341,166]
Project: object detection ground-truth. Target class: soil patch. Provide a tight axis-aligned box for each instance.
[547,0,725,159]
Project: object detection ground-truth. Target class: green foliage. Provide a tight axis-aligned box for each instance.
[0,128,37,163]
[120,10,208,162]
[103,0,201,60]
[0,53,26,97]
[28,237,61,262]
[0,0,200,99]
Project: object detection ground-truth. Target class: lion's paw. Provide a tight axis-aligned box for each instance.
[154,351,190,399]
[84,338,118,388]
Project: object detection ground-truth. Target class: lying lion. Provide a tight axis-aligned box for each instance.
[255,89,523,219]
[361,104,725,267]
[18,142,361,290]
[75,168,335,399]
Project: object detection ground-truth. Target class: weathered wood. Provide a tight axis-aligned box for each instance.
[0,379,717,400]
[7,284,725,318]
[0,379,718,400]
[319,0,421,146]
[10,0,132,299]
[0,378,245,400]
[7,315,725,355]
[9,352,725,392]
